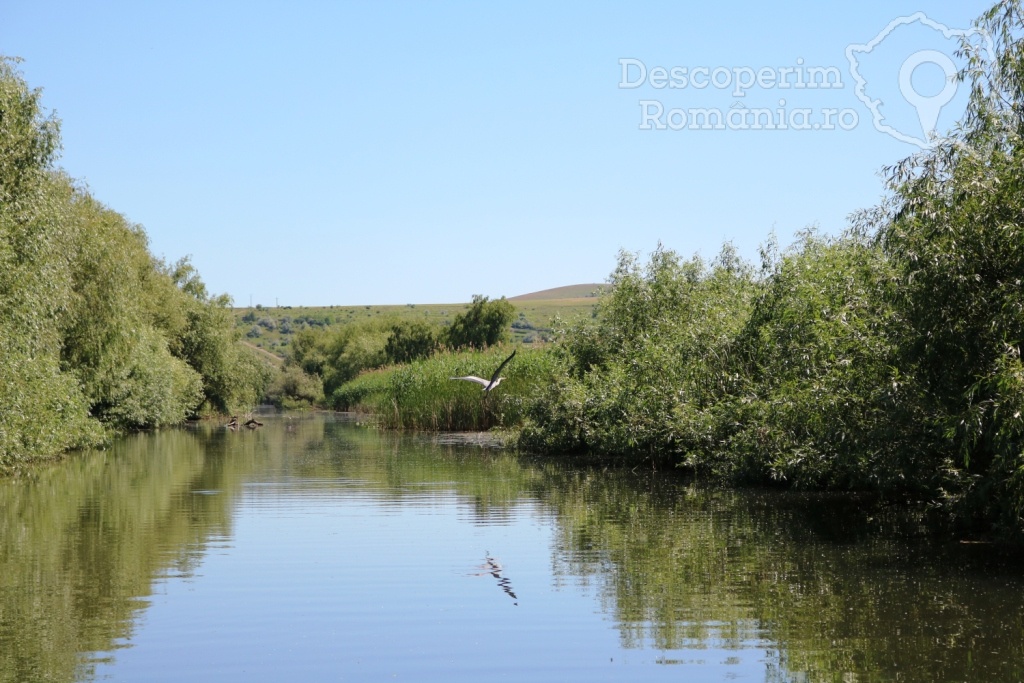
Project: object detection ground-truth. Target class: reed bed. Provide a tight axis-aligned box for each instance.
[333,345,556,431]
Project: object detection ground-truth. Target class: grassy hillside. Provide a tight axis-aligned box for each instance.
[235,286,603,357]
[509,283,607,300]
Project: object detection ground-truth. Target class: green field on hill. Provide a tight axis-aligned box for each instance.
[235,286,604,358]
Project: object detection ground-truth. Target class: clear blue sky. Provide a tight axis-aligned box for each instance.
[1,1,988,305]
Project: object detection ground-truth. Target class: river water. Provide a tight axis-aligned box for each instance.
[1,413,1022,682]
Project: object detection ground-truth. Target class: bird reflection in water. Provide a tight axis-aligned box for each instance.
[473,553,518,606]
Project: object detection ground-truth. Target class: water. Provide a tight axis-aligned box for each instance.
[1,413,1022,682]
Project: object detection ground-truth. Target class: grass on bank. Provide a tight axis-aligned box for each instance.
[334,345,557,431]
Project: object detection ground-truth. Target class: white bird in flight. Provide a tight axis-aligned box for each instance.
[450,349,517,393]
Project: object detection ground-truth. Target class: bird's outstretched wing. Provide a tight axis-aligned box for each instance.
[450,375,491,387]
[487,349,517,388]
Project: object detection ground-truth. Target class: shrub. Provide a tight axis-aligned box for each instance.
[444,295,515,350]
[264,365,324,408]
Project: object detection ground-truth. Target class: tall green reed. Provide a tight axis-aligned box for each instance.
[334,346,556,431]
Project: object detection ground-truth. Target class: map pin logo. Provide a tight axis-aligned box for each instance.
[898,49,958,139]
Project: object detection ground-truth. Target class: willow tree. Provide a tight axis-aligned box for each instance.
[0,58,100,466]
[0,57,271,468]
[880,0,1024,534]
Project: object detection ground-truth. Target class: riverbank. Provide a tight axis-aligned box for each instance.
[0,60,271,472]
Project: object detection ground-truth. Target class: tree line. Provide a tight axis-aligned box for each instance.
[0,58,271,470]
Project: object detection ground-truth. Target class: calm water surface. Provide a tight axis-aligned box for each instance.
[1,413,1022,682]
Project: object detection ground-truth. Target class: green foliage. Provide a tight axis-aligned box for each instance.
[519,244,757,458]
[689,232,925,489]
[289,327,329,377]
[444,295,515,350]
[0,347,102,468]
[384,320,438,364]
[324,320,391,393]
[289,318,391,396]
[517,229,975,503]
[264,365,325,409]
[291,316,447,399]
[335,345,555,431]
[875,0,1024,534]
[174,278,274,417]
[0,58,104,467]
[0,58,59,216]
[0,58,271,468]
[55,191,208,428]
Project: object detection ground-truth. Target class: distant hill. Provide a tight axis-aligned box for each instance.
[509,284,607,301]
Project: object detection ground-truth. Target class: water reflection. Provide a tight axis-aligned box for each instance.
[0,414,1021,682]
[473,555,519,606]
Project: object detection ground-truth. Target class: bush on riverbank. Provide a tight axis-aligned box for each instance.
[682,232,926,491]
[518,242,758,458]
[0,58,271,470]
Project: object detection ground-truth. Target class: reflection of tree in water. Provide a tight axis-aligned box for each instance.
[0,416,331,683]
[544,470,1024,681]
[309,422,1024,680]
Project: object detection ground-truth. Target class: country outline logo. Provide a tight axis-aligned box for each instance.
[846,12,995,148]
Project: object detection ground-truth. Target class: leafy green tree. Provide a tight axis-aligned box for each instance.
[289,328,329,377]
[0,57,271,465]
[878,0,1024,533]
[288,319,393,396]
[0,60,102,465]
[57,191,204,428]
[520,244,757,456]
[692,232,923,489]
[384,320,437,364]
[444,295,515,350]
[172,266,272,415]
[0,57,59,216]
[264,365,325,408]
